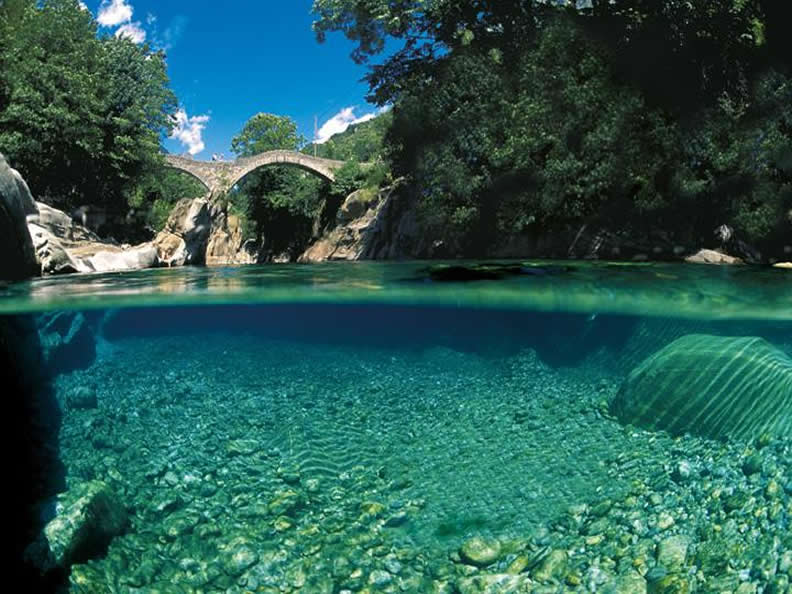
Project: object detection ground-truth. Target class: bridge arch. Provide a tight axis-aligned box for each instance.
[164,151,345,196]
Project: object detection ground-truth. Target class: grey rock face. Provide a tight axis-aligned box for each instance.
[26,481,126,572]
[83,243,158,273]
[0,153,39,281]
[28,223,82,275]
[154,197,211,266]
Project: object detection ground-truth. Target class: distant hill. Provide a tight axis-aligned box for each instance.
[304,111,392,162]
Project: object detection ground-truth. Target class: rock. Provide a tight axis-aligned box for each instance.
[154,197,211,266]
[773,262,792,269]
[457,574,534,594]
[205,206,258,265]
[368,569,393,586]
[37,311,97,374]
[656,535,689,570]
[27,223,82,274]
[32,201,100,243]
[221,538,258,575]
[607,570,647,594]
[28,201,159,274]
[66,386,97,410]
[337,188,377,223]
[610,334,792,442]
[459,537,503,567]
[0,152,39,281]
[25,480,126,571]
[82,242,158,273]
[300,181,418,261]
[531,549,568,582]
[742,453,763,476]
[684,248,743,265]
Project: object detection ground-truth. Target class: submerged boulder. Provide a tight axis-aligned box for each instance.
[26,480,126,572]
[37,311,97,374]
[611,334,792,442]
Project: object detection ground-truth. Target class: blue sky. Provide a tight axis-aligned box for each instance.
[85,0,387,158]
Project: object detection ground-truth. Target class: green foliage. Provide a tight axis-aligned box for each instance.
[311,111,392,162]
[229,112,335,256]
[315,0,792,256]
[329,160,364,198]
[0,0,178,240]
[231,113,304,157]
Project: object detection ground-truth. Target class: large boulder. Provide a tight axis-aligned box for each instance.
[684,248,743,265]
[0,153,39,281]
[81,242,158,273]
[205,204,258,265]
[25,481,126,572]
[37,311,97,374]
[154,197,211,266]
[611,334,792,442]
[300,182,418,261]
[28,223,82,275]
[32,201,100,243]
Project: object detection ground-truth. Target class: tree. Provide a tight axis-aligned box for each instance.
[0,0,179,240]
[314,0,791,257]
[231,112,304,157]
[228,113,330,257]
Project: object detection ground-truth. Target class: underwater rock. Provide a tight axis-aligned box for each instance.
[26,480,126,572]
[66,386,97,410]
[459,537,503,567]
[37,311,97,374]
[611,334,792,442]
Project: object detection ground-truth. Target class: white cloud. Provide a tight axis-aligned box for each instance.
[170,109,210,156]
[78,1,89,11]
[316,106,382,144]
[97,0,133,26]
[115,22,146,43]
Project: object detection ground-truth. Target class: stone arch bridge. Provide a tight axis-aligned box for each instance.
[165,151,347,196]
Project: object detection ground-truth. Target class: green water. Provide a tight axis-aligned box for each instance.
[3,262,791,593]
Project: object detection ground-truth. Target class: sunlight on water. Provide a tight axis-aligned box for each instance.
[3,263,791,592]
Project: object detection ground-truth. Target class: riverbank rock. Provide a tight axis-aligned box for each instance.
[205,205,258,265]
[81,242,158,273]
[26,481,126,572]
[28,223,82,275]
[611,334,792,442]
[774,261,792,269]
[154,197,211,266]
[28,201,160,274]
[300,181,419,261]
[0,152,39,281]
[684,248,743,265]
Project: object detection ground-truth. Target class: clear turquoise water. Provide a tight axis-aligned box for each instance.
[3,262,791,592]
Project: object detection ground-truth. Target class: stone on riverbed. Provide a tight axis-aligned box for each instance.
[459,537,503,567]
[611,334,792,442]
[26,480,126,572]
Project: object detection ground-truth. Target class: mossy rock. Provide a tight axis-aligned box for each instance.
[610,335,792,442]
